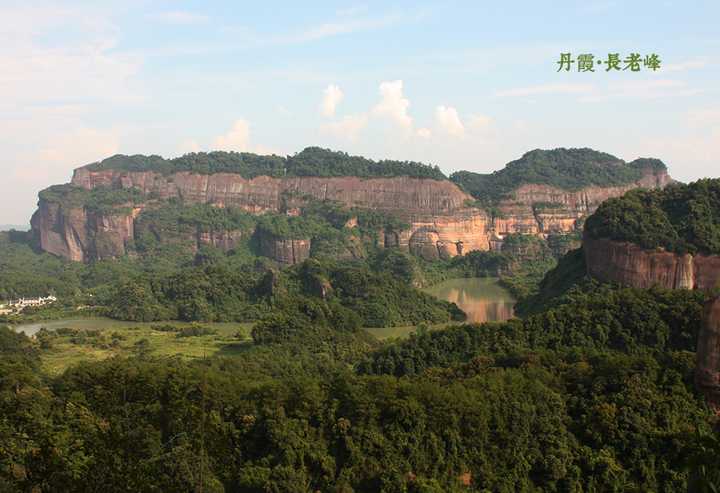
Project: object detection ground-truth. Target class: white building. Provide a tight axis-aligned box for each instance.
[1,295,57,314]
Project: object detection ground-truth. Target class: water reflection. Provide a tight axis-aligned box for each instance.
[424,278,515,323]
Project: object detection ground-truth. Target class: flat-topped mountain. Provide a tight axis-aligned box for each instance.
[31,146,671,263]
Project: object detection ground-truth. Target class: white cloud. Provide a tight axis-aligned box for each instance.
[416,127,432,138]
[320,114,369,140]
[253,144,287,156]
[0,4,142,223]
[468,114,493,131]
[211,120,284,155]
[495,83,594,98]
[0,7,141,111]
[320,84,344,117]
[435,105,465,137]
[178,139,201,154]
[213,120,251,151]
[148,11,209,25]
[372,80,413,129]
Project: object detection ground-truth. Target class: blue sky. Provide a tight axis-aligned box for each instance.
[1,0,718,224]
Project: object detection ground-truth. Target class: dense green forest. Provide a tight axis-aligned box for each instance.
[1,278,718,491]
[451,148,666,205]
[4,192,720,490]
[104,253,464,327]
[7,151,720,490]
[84,147,446,180]
[586,178,720,255]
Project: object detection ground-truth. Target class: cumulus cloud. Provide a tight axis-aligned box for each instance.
[213,120,251,151]
[435,105,464,137]
[468,114,492,130]
[320,114,369,140]
[211,120,283,155]
[372,80,413,129]
[320,84,344,117]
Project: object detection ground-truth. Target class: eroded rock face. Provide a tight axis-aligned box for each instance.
[32,165,670,262]
[258,232,311,265]
[696,297,720,410]
[30,201,133,262]
[409,229,442,261]
[71,169,473,214]
[584,236,720,290]
[197,229,243,252]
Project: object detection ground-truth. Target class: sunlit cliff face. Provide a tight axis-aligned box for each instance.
[31,165,670,263]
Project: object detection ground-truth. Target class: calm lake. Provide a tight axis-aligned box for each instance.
[365,277,516,340]
[423,277,516,324]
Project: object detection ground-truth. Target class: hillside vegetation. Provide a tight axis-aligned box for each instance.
[1,279,717,491]
[83,146,447,180]
[451,148,666,205]
[586,178,720,255]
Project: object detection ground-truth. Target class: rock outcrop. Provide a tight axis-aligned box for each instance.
[584,236,720,290]
[197,229,244,252]
[31,162,670,262]
[258,232,311,265]
[30,201,136,262]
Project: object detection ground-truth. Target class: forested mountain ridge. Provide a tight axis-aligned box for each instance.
[30,146,671,264]
[82,146,447,179]
[451,147,669,205]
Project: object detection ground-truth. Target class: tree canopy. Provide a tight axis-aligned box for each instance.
[586,178,720,255]
[451,148,667,205]
[82,147,447,180]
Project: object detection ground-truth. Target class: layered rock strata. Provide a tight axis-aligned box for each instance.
[584,236,720,290]
[32,165,670,263]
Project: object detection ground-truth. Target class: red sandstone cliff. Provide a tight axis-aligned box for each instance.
[584,236,720,290]
[31,164,670,263]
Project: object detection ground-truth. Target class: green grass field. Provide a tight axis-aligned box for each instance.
[36,322,253,375]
